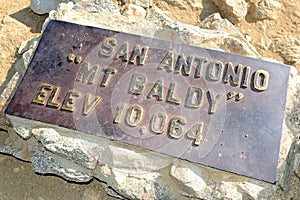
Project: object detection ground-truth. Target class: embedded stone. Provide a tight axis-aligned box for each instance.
[30,146,93,182]
[110,169,161,199]
[18,37,39,55]
[14,126,32,140]
[32,128,102,169]
[170,161,209,198]
[108,145,173,171]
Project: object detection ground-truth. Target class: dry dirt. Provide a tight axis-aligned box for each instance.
[0,154,115,200]
[0,0,299,199]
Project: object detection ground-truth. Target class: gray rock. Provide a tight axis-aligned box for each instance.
[280,137,300,199]
[32,128,103,169]
[30,0,70,15]
[29,144,93,182]
[0,115,30,161]
[287,88,300,134]
[18,37,39,55]
[272,36,300,64]
[250,0,282,20]
[211,0,247,24]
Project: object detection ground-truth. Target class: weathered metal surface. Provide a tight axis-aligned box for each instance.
[5,20,290,183]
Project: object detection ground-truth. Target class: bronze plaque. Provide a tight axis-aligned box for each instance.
[5,20,290,183]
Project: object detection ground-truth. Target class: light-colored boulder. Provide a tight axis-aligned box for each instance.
[110,169,160,199]
[211,0,247,24]
[199,13,260,57]
[122,4,146,18]
[250,0,282,20]
[14,127,32,140]
[170,160,268,199]
[170,161,210,198]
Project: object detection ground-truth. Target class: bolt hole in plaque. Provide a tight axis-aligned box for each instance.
[5,20,290,183]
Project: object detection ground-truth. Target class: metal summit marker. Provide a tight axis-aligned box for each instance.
[5,20,290,183]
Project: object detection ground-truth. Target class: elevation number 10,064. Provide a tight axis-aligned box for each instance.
[113,103,204,145]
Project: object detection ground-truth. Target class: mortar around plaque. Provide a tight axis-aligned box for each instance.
[5,20,290,183]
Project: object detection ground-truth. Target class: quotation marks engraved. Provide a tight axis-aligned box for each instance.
[236,93,244,101]
[227,91,235,99]
[227,91,243,101]
[67,54,82,64]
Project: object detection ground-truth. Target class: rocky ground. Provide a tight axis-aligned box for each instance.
[0,0,299,199]
[154,0,300,69]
